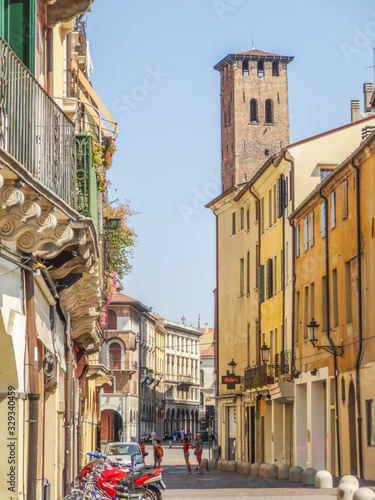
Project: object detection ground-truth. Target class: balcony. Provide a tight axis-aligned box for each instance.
[274,350,292,376]
[75,134,98,230]
[0,36,76,207]
[177,374,194,388]
[244,365,274,390]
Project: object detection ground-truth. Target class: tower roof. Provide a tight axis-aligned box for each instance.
[214,48,294,71]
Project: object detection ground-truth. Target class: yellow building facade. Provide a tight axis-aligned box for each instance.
[291,130,375,479]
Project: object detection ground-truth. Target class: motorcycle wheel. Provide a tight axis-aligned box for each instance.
[147,485,162,500]
[140,490,155,500]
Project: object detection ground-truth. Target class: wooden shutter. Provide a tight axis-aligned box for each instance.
[256,200,260,221]
[280,249,284,289]
[258,265,265,303]
[277,176,284,218]
[342,180,348,219]
[296,225,300,257]
[309,212,315,247]
[266,258,273,298]
[303,217,308,252]
[284,176,289,208]
[330,192,336,229]
[320,202,326,238]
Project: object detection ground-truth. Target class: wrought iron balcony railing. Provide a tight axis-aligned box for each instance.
[274,350,292,375]
[0,36,75,207]
[244,364,274,390]
[75,134,98,229]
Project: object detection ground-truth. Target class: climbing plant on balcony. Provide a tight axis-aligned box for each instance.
[92,136,117,192]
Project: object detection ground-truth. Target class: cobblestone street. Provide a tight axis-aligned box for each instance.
[149,444,375,500]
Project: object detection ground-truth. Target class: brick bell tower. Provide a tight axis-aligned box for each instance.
[214,49,294,192]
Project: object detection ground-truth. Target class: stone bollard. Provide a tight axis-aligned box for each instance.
[236,461,243,472]
[278,464,291,480]
[302,467,317,485]
[169,440,172,448]
[259,463,269,477]
[340,476,360,489]
[315,470,333,489]
[208,459,217,469]
[228,460,237,472]
[337,482,358,500]
[241,462,251,474]
[202,458,209,470]
[217,459,223,470]
[289,466,303,482]
[250,463,260,476]
[268,464,279,479]
[222,460,229,471]
[353,488,375,500]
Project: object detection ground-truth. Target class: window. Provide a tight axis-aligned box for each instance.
[296,225,300,257]
[285,242,289,286]
[242,59,249,75]
[277,176,284,217]
[273,255,277,295]
[320,202,326,238]
[345,261,352,323]
[309,212,315,247]
[246,208,250,230]
[268,189,272,228]
[265,99,273,123]
[250,99,258,123]
[332,268,339,328]
[240,258,244,297]
[256,199,260,222]
[330,192,336,229]
[247,251,250,295]
[273,184,277,223]
[284,175,289,208]
[258,264,265,303]
[272,61,279,76]
[320,169,333,182]
[257,60,264,76]
[255,244,259,288]
[366,400,375,446]
[266,258,273,299]
[303,217,309,252]
[342,179,348,220]
[304,287,309,340]
[109,342,122,370]
[108,309,117,330]
[322,275,327,332]
[280,249,284,289]
[295,291,300,343]
[261,197,265,235]
[232,211,236,235]
[200,369,204,384]
[310,282,315,319]
[240,207,244,230]
[200,392,204,406]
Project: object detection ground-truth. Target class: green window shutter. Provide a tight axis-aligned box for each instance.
[266,258,273,299]
[258,265,265,303]
[3,0,35,73]
[277,176,284,218]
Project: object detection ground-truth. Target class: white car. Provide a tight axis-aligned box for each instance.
[104,442,145,471]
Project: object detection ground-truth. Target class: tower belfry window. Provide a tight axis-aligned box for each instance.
[242,60,249,75]
[250,99,258,123]
[257,60,264,76]
[272,61,279,76]
[265,99,274,124]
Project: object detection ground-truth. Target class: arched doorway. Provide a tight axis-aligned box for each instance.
[191,409,195,435]
[101,409,123,443]
[348,381,357,475]
[176,409,181,430]
[165,409,171,434]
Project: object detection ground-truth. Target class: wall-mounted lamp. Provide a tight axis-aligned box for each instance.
[293,371,300,379]
[260,343,283,374]
[307,319,344,357]
[228,359,237,376]
[310,368,318,376]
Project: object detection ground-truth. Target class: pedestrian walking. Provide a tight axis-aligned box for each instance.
[177,429,181,441]
[118,429,124,441]
[151,430,157,444]
[173,430,177,442]
[194,432,203,474]
[182,436,193,474]
[180,428,185,440]
[153,439,163,468]
[139,439,146,465]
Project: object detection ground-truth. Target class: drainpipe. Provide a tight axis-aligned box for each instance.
[319,189,342,477]
[351,160,364,478]
[25,259,40,500]
[64,347,73,495]
[214,213,219,396]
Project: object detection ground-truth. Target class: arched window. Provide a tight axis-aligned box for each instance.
[108,309,117,330]
[200,392,204,406]
[109,342,121,370]
[250,99,258,123]
[265,99,274,123]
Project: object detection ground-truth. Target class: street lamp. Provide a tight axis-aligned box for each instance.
[306,318,344,357]
[260,343,284,375]
[228,359,237,375]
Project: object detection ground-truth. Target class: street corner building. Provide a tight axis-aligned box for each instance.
[0,1,118,499]
[207,44,375,479]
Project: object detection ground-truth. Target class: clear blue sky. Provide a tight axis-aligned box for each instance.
[87,0,375,326]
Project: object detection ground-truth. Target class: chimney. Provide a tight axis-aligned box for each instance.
[363,82,374,113]
[205,322,209,334]
[351,100,360,122]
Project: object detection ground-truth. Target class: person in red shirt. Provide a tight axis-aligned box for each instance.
[139,439,146,465]
[182,437,193,474]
